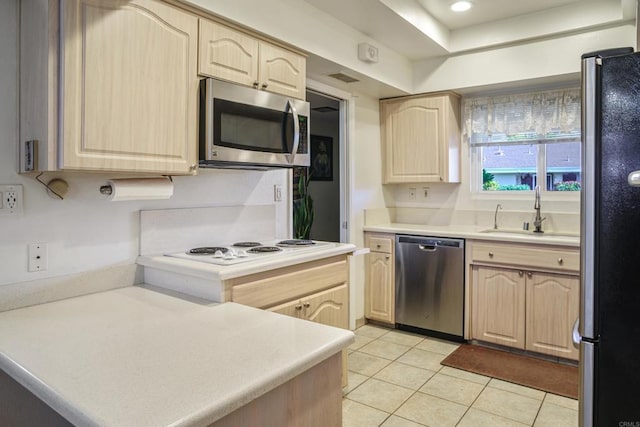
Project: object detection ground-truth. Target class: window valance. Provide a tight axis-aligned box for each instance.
[464,87,581,146]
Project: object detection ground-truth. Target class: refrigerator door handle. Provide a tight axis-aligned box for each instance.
[628,170,640,186]
[572,318,581,346]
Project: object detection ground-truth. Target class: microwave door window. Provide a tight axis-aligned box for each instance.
[215,99,288,153]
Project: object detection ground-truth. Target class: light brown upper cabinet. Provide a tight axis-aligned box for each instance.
[198,19,306,100]
[21,0,199,174]
[380,93,461,183]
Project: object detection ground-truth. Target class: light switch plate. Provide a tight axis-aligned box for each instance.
[274,184,283,202]
[0,185,24,216]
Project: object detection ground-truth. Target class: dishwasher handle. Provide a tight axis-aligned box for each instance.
[396,235,465,249]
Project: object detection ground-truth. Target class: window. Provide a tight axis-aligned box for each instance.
[465,87,581,193]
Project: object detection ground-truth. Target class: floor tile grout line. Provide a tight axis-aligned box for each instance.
[348,325,576,427]
[454,380,489,427]
[467,385,542,426]
[531,392,548,427]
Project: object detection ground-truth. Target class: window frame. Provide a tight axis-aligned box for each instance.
[464,85,582,201]
[470,143,581,202]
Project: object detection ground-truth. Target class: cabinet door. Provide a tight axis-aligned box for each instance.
[365,252,395,324]
[198,18,259,87]
[269,298,303,319]
[302,284,348,329]
[381,94,460,184]
[302,284,349,388]
[258,42,306,99]
[62,0,198,173]
[526,272,579,360]
[473,266,526,349]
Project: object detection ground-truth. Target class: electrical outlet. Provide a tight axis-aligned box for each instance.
[28,243,48,272]
[0,185,24,216]
[408,187,417,200]
[423,187,430,199]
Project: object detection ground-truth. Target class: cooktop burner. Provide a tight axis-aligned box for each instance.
[277,239,316,247]
[247,246,282,253]
[232,242,263,248]
[187,247,229,255]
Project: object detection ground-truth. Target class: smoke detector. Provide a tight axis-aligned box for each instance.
[358,42,379,63]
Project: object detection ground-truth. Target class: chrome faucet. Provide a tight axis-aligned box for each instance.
[494,204,502,229]
[533,185,546,233]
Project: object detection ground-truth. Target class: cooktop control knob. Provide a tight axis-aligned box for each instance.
[237,250,248,258]
[214,250,224,258]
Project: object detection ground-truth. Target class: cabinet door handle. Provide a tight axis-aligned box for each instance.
[376,244,381,248]
[295,304,303,311]
[558,257,564,265]
[253,81,259,88]
[488,252,494,258]
[518,271,524,277]
[527,272,533,278]
[303,302,310,308]
[261,83,269,89]
[385,255,390,260]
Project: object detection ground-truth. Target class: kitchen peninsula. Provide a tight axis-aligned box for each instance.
[0,286,353,426]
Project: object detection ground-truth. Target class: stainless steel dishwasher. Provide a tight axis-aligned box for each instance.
[395,235,464,340]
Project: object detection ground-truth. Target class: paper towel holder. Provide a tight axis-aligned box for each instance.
[99,176,172,196]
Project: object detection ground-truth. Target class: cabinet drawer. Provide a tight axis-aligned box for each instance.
[229,256,348,309]
[366,235,393,254]
[472,241,579,273]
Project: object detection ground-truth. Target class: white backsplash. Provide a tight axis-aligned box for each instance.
[366,207,580,234]
[140,205,281,255]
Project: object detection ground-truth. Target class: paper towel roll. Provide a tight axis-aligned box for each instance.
[104,178,174,201]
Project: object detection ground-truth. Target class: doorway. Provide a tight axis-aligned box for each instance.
[305,89,342,242]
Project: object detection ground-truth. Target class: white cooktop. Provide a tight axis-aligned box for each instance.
[165,240,336,266]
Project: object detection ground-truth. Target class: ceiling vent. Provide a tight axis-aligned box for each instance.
[327,72,359,83]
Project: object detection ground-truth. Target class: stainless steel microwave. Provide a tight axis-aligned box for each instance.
[199,78,310,168]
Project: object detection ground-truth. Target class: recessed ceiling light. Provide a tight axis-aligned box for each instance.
[450,1,473,12]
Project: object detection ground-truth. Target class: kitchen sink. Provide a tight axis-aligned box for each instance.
[479,229,579,238]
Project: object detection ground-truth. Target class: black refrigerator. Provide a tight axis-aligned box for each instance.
[578,47,640,427]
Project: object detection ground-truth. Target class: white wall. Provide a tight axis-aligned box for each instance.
[414,24,636,93]
[0,0,288,287]
[349,93,391,321]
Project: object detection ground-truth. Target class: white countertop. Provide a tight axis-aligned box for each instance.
[364,223,580,247]
[137,242,357,281]
[0,286,354,426]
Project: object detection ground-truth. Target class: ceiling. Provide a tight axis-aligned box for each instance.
[304,0,635,60]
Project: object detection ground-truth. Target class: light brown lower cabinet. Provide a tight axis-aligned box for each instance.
[472,265,579,360]
[269,285,348,328]
[473,266,526,349]
[365,233,395,325]
[526,271,579,360]
[226,255,350,386]
[211,353,342,427]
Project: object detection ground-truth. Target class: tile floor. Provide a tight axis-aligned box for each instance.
[343,324,578,427]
